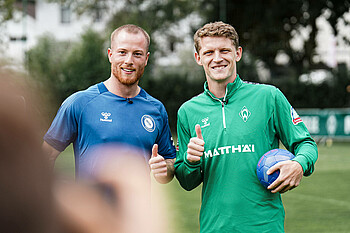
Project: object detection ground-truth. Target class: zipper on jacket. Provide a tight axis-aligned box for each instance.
[207,88,228,129]
[221,100,226,129]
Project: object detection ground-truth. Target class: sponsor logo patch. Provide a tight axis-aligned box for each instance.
[141,115,155,132]
[204,144,255,158]
[291,107,302,125]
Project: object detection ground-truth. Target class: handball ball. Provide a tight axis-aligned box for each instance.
[256,149,295,189]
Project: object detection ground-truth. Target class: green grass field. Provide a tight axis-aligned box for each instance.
[55,142,350,233]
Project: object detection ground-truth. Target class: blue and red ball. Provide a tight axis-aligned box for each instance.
[257,149,295,189]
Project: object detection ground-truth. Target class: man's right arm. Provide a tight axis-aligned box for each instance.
[42,141,61,168]
[42,93,78,169]
[174,111,203,191]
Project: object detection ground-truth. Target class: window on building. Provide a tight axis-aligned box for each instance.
[61,4,71,24]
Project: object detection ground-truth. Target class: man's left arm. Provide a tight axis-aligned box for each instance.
[268,88,318,193]
[149,144,175,184]
[267,159,303,193]
[149,104,176,184]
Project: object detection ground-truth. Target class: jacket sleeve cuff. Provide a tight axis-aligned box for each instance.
[184,155,202,168]
[292,156,308,175]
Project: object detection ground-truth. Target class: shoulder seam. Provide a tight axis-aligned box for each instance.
[65,86,103,125]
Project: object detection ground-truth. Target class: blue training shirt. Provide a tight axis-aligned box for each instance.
[44,82,176,175]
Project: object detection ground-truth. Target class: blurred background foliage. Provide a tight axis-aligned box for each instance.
[3,0,349,131]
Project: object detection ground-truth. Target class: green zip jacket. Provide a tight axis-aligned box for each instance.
[174,75,318,233]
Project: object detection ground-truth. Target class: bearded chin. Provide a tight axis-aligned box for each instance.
[112,65,144,86]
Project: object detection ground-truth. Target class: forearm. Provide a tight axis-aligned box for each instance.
[293,139,318,176]
[42,141,61,169]
[175,116,203,190]
[174,156,202,191]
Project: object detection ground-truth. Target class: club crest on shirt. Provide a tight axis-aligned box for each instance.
[141,115,155,132]
[291,107,302,125]
[239,106,251,122]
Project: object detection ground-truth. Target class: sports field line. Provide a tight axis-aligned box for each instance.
[289,193,350,209]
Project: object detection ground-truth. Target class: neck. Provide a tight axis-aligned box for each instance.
[104,76,140,98]
[207,75,236,98]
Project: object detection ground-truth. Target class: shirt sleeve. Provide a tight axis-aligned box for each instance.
[273,88,318,176]
[43,95,78,152]
[174,107,203,191]
[156,104,176,159]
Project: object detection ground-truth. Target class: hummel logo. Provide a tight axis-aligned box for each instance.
[239,106,251,122]
[100,112,112,122]
[201,117,210,128]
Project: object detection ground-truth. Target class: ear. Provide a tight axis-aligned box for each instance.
[107,48,113,63]
[195,52,202,66]
[145,52,150,66]
[235,46,243,62]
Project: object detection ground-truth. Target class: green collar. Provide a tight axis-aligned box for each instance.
[204,74,243,102]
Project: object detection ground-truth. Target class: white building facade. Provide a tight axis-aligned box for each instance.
[0,0,112,64]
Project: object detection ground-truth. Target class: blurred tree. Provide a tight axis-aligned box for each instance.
[25,0,350,129]
[200,0,350,73]
[61,29,110,98]
[26,34,70,103]
[47,0,349,82]
[0,0,16,24]
[281,64,350,108]
[47,0,203,86]
[0,0,37,26]
[26,29,109,117]
[198,0,350,109]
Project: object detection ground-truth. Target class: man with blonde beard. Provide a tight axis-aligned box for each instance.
[43,24,176,184]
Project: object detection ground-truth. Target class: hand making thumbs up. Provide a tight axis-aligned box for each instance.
[187,124,205,163]
[149,144,169,183]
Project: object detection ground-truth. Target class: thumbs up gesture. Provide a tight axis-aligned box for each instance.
[149,144,168,183]
[187,124,205,163]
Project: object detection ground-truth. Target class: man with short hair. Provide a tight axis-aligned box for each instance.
[43,24,175,184]
[175,21,318,232]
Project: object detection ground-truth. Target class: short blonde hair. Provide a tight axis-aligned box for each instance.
[194,21,239,53]
[110,24,150,51]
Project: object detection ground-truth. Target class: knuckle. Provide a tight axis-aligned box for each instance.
[187,143,193,149]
